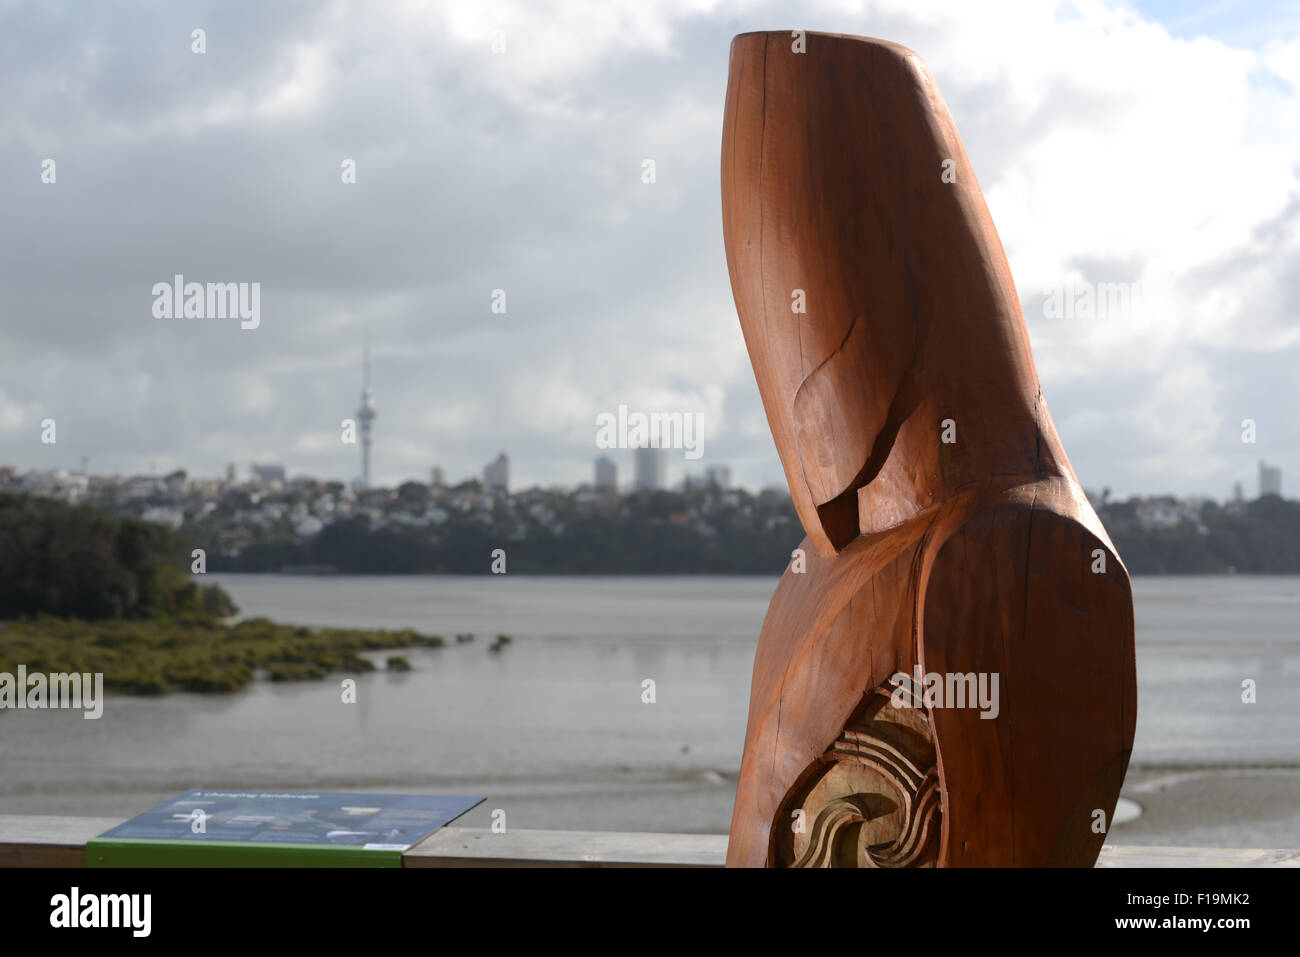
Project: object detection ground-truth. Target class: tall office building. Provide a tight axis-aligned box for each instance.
[250,463,286,486]
[704,464,731,489]
[356,337,377,490]
[484,452,510,493]
[634,446,666,491]
[594,456,617,490]
[1259,461,1282,498]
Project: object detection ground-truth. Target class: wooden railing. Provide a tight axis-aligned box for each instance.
[1,815,1296,867]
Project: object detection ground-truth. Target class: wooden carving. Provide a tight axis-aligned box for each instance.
[774,685,942,868]
[721,31,1138,867]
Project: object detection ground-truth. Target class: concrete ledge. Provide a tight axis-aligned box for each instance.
[0,815,121,868]
[1,815,1296,867]
[1096,844,1300,868]
[405,827,728,867]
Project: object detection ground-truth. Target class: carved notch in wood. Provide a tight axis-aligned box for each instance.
[772,687,941,868]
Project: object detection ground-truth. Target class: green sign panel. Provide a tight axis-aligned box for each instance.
[87,790,484,867]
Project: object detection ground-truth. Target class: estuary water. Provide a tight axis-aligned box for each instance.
[2,575,1298,844]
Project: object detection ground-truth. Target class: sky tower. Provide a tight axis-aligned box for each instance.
[357,335,376,490]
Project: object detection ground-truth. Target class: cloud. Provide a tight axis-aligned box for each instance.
[0,0,1295,499]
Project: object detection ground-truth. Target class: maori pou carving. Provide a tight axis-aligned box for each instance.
[721,32,1138,867]
[776,686,941,868]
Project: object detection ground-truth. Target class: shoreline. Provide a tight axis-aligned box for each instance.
[2,765,1296,849]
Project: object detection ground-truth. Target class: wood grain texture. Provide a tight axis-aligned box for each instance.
[405,828,728,869]
[0,814,120,867]
[721,31,1138,867]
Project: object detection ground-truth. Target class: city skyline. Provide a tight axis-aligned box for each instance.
[1,327,1283,500]
[2,451,1286,504]
[1,2,1297,501]
[1,331,1286,501]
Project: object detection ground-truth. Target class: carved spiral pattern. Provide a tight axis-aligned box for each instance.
[774,687,942,868]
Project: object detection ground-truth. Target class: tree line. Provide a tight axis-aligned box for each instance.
[0,493,235,619]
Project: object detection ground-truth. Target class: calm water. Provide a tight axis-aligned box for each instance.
[2,575,1298,837]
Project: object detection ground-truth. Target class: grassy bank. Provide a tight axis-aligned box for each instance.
[0,615,446,694]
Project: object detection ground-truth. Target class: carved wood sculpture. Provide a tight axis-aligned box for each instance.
[721,31,1137,867]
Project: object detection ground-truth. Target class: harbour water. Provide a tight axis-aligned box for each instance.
[2,574,1298,846]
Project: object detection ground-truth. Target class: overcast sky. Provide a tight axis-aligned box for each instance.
[1,0,1297,498]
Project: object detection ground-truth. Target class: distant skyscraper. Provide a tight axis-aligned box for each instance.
[484,452,510,493]
[356,335,377,490]
[634,446,666,490]
[250,463,286,486]
[705,464,731,489]
[1259,461,1282,497]
[430,465,445,488]
[594,455,617,490]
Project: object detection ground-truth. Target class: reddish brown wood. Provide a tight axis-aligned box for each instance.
[721,31,1137,867]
